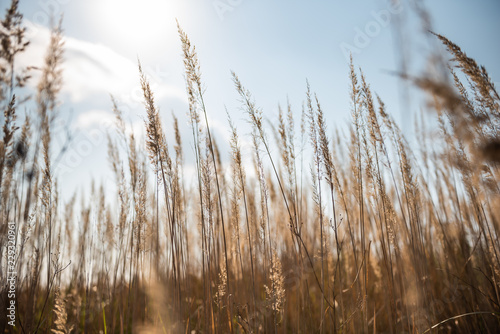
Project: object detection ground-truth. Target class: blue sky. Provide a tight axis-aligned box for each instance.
[6,0,500,199]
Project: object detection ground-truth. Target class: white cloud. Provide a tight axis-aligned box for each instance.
[74,109,115,130]
[75,109,145,141]
[17,21,185,104]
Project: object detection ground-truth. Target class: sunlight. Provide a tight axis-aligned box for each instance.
[98,0,180,51]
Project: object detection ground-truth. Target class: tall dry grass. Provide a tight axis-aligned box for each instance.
[1,0,500,333]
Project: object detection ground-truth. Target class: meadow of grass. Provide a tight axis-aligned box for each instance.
[1,0,500,333]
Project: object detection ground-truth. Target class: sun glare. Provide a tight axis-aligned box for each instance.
[98,0,179,51]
